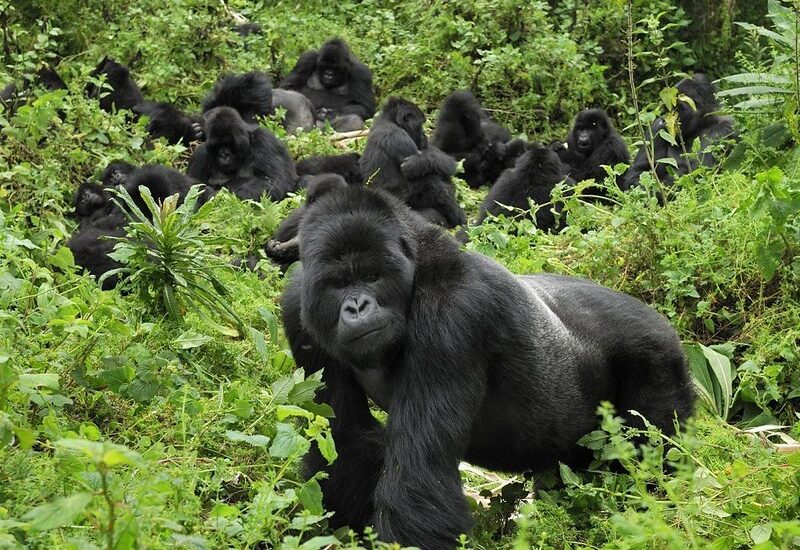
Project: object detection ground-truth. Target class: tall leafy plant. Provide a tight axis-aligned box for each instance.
[104,185,244,336]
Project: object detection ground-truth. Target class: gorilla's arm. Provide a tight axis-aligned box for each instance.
[282,279,384,531]
[186,144,212,182]
[279,51,319,90]
[338,62,376,120]
[373,303,485,548]
[374,125,422,165]
[401,147,458,180]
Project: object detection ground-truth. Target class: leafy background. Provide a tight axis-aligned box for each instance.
[0,0,799,548]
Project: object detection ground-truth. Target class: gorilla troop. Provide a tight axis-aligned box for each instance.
[280,38,376,132]
[282,185,694,550]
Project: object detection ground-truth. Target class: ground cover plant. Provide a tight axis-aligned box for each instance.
[0,0,799,548]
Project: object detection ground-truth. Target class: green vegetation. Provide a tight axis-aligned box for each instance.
[1,0,799,548]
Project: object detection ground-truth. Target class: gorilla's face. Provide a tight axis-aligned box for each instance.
[299,191,415,364]
[74,184,108,217]
[317,45,350,89]
[572,109,610,155]
[204,107,253,175]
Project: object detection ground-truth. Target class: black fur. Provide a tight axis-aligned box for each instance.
[280,38,376,131]
[297,152,363,186]
[86,57,144,112]
[187,106,297,201]
[431,91,522,188]
[86,57,201,146]
[233,22,262,36]
[134,101,203,146]
[202,71,274,124]
[560,109,630,194]
[282,185,695,549]
[479,143,573,231]
[622,74,737,190]
[360,97,466,228]
[264,173,349,268]
[102,161,137,187]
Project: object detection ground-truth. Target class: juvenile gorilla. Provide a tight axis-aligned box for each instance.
[264,173,349,269]
[622,74,737,190]
[360,97,466,228]
[557,109,630,193]
[187,106,297,201]
[296,152,363,186]
[432,91,525,188]
[280,38,376,131]
[479,143,573,231]
[282,186,695,549]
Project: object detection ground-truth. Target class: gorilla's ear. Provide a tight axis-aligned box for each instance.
[400,236,417,262]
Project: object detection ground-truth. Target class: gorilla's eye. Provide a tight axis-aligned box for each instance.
[363,272,381,283]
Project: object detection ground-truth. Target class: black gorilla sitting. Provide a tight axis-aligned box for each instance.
[556,109,630,193]
[280,38,376,132]
[479,143,573,231]
[86,57,202,146]
[187,106,297,201]
[432,91,525,188]
[282,185,695,549]
[264,173,349,269]
[296,152,363,186]
[622,74,737,190]
[69,164,195,288]
[360,97,466,228]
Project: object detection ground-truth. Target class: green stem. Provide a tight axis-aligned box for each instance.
[99,465,116,550]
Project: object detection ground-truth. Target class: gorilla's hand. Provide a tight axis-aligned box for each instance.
[191,121,205,142]
[400,154,431,180]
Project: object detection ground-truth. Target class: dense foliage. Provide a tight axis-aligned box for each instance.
[0,0,798,548]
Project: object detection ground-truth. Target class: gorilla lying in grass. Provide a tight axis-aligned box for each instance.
[282,185,695,549]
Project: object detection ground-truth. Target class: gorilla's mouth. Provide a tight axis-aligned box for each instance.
[349,323,388,342]
[577,140,592,151]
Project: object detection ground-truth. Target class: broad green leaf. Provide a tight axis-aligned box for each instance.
[559,463,581,486]
[276,404,315,421]
[18,373,59,390]
[174,330,212,349]
[225,430,270,449]
[22,493,92,531]
[269,423,310,459]
[298,479,324,515]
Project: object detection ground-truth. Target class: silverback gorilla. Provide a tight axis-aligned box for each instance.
[280,38,376,131]
[282,186,695,549]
